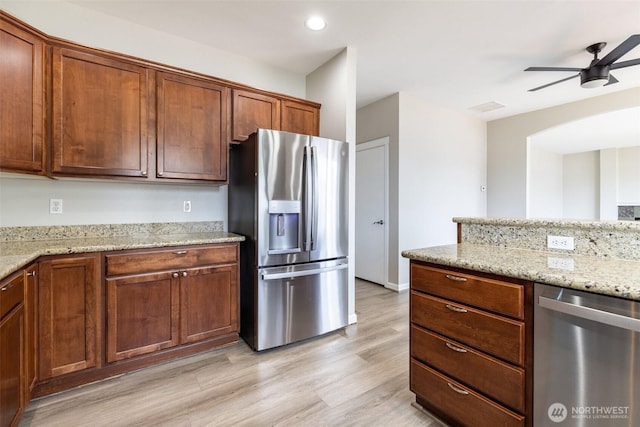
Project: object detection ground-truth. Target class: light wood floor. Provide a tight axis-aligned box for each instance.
[20,279,441,427]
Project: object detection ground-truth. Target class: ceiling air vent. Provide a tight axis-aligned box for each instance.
[469,101,505,113]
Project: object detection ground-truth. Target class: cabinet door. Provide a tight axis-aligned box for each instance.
[38,255,100,379]
[281,100,319,136]
[180,264,238,344]
[24,265,38,397]
[106,271,180,362]
[0,17,45,174]
[51,47,149,177]
[156,71,228,181]
[0,305,24,427]
[230,89,280,143]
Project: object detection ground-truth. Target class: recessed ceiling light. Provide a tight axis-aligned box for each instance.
[305,16,327,31]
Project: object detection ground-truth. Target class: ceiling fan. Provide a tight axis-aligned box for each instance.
[525,34,640,92]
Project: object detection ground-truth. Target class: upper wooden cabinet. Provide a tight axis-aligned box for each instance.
[1,10,321,183]
[156,72,227,181]
[281,99,320,136]
[230,89,281,143]
[0,16,45,174]
[51,47,150,178]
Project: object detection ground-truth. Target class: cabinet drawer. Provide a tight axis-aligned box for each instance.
[105,244,238,276]
[411,263,524,319]
[411,325,525,413]
[411,359,524,427]
[1,273,24,318]
[411,291,524,365]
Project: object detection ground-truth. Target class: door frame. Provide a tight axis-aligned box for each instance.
[356,136,389,288]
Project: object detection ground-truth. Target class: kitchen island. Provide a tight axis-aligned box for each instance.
[402,217,640,427]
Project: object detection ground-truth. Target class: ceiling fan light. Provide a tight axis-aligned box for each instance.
[580,66,610,88]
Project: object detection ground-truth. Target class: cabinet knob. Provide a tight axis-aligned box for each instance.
[141,171,147,176]
[172,272,179,278]
[26,271,37,277]
[182,271,188,277]
[158,172,164,176]
[1,283,15,292]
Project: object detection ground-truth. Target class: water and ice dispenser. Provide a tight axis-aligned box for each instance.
[268,200,301,254]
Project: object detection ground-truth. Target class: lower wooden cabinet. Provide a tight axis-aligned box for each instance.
[106,271,180,362]
[180,264,238,344]
[0,272,25,427]
[104,244,239,363]
[37,254,100,380]
[23,265,38,397]
[409,261,533,427]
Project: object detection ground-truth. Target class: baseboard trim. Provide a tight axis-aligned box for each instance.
[385,281,409,292]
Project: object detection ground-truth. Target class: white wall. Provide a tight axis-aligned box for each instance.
[600,148,619,220]
[0,175,226,226]
[356,94,400,286]
[306,48,358,324]
[0,1,308,227]
[617,146,640,205]
[397,93,486,286]
[527,144,563,219]
[488,88,640,217]
[563,151,600,220]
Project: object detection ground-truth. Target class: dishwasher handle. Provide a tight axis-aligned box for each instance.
[538,295,640,333]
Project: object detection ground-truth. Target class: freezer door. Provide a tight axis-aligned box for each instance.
[256,259,348,351]
[309,136,349,261]
[257,129,310,267]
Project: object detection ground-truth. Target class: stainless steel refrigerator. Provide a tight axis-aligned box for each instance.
[228,128,349,351]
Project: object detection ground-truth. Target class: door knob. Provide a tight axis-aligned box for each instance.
[373,220,384,225]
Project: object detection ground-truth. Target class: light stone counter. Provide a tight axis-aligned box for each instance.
[402,217,640,301]
[0,222,244,280]
[402,244,640,301]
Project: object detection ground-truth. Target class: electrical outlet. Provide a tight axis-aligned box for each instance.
[183,200,191,213]
[50,199,63,214]
[547,235,575,250]
[547,257,575,270]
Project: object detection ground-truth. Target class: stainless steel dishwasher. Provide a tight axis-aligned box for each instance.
[534,283,640,426]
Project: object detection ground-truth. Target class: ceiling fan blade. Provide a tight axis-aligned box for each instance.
[528,74,579,92]
[525,66,582,72]
[604,74,619,86]
[611,58,640,69]
[596,34,640,66]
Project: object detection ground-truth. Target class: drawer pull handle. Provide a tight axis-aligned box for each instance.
[447,382,469,395]
[445,304,468,313]
[445,274,467,282]
[1,283,15,292]
[445,342,468,353]
[26,271,37,277]
[173,250,188,255]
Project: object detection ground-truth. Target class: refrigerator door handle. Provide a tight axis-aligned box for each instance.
[261,263,348,281]
[310,146,318,251]
[303,146,313,251]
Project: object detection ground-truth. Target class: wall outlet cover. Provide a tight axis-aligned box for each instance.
[50,199,63,214]
[547,235,575,250]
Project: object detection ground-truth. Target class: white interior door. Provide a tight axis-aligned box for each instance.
[355,137,389,286]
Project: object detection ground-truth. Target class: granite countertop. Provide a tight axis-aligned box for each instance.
[402,243,640,301]
[0,231,244,280]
